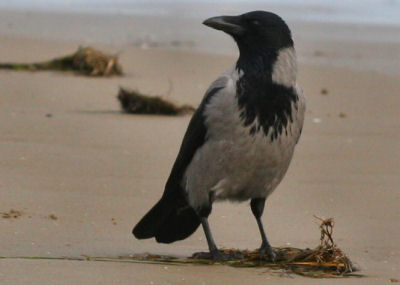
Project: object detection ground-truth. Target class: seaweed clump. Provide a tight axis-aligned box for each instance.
[0,47,122,76]
[0,217,361,279]
[128,216,360,278]
[75,216,357,278]
[117,87,195,115]
[193,216,357,277]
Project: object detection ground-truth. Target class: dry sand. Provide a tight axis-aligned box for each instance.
[0,17,400,285]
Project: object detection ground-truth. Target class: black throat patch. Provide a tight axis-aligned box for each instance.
[236,52,298,141]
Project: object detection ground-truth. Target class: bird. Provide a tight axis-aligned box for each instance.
[133,10,306,261]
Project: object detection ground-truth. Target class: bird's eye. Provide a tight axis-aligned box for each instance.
[250,19,261,26]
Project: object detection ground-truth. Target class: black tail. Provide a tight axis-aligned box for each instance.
[133,194,201,243]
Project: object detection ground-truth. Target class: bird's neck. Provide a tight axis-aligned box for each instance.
[236,46,297,87]
[234,46,299,139]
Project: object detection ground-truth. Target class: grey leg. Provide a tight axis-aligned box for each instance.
[192,217,226,261]
[201,217,219,253]
[250,198,276,261]
[192,217,244,261]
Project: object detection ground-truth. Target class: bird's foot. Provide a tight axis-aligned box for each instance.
[259,243,277,262]
[192,249,244,262]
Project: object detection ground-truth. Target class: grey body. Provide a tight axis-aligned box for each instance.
[183,47,305,211]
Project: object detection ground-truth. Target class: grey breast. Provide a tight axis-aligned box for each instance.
[183,68,305,211]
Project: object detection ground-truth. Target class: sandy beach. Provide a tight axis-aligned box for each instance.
[0,8,399,285]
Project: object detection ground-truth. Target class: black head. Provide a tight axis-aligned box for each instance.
[203,11,293,55]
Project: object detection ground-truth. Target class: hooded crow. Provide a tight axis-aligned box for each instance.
[133,10,306,261]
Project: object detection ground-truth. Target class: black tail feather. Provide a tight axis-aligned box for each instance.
[133,195,200,243]
[155,206,200,243]
[133,197,171,239]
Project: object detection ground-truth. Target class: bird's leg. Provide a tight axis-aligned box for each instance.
[201,217,219,255]
[250,198,276,261]
[192,196,244,261]
[192,216,224,261]
[192,217,244,261]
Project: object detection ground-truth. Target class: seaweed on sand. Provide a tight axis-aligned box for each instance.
[117,87,195,115]
[0,216,361,278]
[122,216,361,278]
[0,47,122,76]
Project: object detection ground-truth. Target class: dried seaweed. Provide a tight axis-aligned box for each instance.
[117,87,195,115]
[0,47,122,76]
[0,217,361,278]
[125,217,359,277]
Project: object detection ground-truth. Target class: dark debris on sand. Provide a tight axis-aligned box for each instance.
[1,209,23,219]
[117,87,195,115]
[0,47,122,77]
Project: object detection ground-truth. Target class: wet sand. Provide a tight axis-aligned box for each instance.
[0,12,400,285]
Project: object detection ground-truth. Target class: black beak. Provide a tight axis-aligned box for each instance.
[203,15,245,36]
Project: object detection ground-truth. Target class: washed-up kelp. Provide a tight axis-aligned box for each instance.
[124,217,359,278]
[0,47,122,76]
[0,217,361,278]
[117,87,195,115]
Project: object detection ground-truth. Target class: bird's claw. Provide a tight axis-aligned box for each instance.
[259,244,277,262]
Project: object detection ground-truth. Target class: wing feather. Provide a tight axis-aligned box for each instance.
[163,76,228,195]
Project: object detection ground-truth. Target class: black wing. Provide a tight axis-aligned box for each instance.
[163,77,227,195]
[133,76,228,242]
